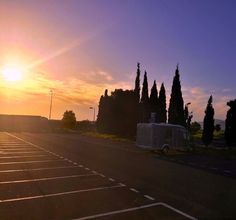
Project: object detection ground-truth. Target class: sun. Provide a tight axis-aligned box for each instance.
[1,65,23,82]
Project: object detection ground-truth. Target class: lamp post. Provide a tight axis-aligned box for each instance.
[89,107,95,122]
[49,89,53,120]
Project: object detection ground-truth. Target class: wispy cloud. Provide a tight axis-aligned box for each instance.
[183,86,233,121]
[0,69,130,119]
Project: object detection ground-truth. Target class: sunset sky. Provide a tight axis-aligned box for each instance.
[0,0,235,121]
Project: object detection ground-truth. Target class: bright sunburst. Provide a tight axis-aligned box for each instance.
[1,65,23,82]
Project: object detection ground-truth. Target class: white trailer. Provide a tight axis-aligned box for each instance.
[136,123,188,153]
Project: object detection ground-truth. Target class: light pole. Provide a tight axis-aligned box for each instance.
[49,89,53,120]
[89,107,95,122]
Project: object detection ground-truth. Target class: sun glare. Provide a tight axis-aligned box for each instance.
[1,65,23,82]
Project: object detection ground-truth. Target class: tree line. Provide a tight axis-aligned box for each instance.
[96,63,190,137]
[95,62,235,147]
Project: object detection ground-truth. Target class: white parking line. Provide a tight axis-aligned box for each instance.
[129,188,139,193]
[0,155,48,159]
[224,170,231,173]
[0,173,98,184]
[0,184,124,203]
[99,174,105,178]
[0,159,63,165]
[159,202,197,220]
[109,178,115,182]
[0,151,43,155]
[0,148,37,151]
[73,202,197,220]
[0,165,81,173]
[144,195,155,201]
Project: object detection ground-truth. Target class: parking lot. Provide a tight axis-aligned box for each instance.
[0,132,197,219]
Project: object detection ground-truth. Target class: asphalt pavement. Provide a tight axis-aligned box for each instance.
[0,132,235,219]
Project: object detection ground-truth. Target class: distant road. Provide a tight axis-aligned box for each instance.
[0,132,235,219]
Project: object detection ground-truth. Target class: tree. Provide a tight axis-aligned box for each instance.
[184,103,193,130]
[149,80,158,122]
[168,65,185,126]
[97,89,137,137]
[158,83,167,123]
[202,96,215,147]
[225,99,236,147]
[140,71,150,122]
[97,89,112,132]
[134,62,141,103]
[62,110,76,129]
[190,121,201,134]
[215,124,221,132]
[134,63,141,123]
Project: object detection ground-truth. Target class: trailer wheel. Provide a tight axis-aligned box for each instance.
[161,144,169,155]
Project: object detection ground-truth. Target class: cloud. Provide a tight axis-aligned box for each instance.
[0,69,131,119]
[183,86,233,121]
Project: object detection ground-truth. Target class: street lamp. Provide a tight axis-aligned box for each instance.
[49,89,53,120]
[89,107,95,122]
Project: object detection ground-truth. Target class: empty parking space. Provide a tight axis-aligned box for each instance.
[0,132,197,220]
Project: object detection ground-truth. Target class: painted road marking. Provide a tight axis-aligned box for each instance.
[109,178,115,182]
[0,151,43,155]
[0,155,48,159]
[159,202,197,220]
[224,170,231,173]
[0,174,98,184]
[129,188,139,193]
[0,159,63,165]
[73,202,197,220]
[0,184,124,203]
[4,133,197,220]
[0,165,81,173]
[0,148,39,150]
[99,174,105,178]
[144,195,155,201]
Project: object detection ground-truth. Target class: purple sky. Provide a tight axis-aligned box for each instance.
[0,0,235,121]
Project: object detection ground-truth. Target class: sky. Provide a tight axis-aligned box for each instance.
[0,0,235,121]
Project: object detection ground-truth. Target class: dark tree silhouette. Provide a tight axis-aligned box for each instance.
[184,103,193,130]
[62,110,76,129]
[140,71,150,122]
[168,65,185,126]
[97,89,137,137]
[225,99,236,147]
[190,121,201,134]
[149,80,159,122]
[215,124,221,132]
[202,95,215,147]
[134,62,141,103]
[134,63,141,123]
[158,83,167,123]
[97,89,112,132]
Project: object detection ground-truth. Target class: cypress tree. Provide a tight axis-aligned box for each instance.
[225,99,236,147]
[140,71,149,122]
[134,62,141,103]
[158,83,167,123]
[149,80,159,122]
[141,71,149,104]
[168,65,185,126]
[202,95,215,147]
